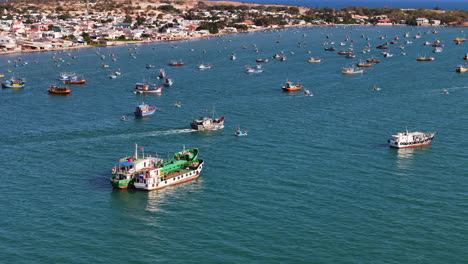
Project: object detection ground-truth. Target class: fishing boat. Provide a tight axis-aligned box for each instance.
[456,65,468,73]
[324,46,336,51]
[433,47,443,53]
[337,50,352,55]
[442,89,449,94]
[304,88,313,96]
[383,53,394,58]
[366,58,381,63]
[190,108,224,131]
[356,61,372,67]
[58,72,76,81]
[102,64,109,68]
[110,144,163,189]
[109,73,117,79]
[168,60,184,66]
[280,56,287,61]
[48,85,71,94]
[146,64,156,69]
[346,54,357,58]
[158,68,166,79]
[388,128,435,149]
[376,44,388,49]
[416,56,435,61]
[2,77,25,88]
[230,54,237,60]
[163,78,173,87]
[307,57,321,63]
[197,64,212,70]
[134,102,156,117]
[281,81,302,92]
[245,65,264,74]
[133,147,204,191]
[256,58,269,63]
[373,85,381,91]
[63,75,86,84]
[135,84,163,94]
[342,66,364,75]
[234,127,248,137]
[0,74,4,78]
[464,53,468,60]
[174,102,182,107]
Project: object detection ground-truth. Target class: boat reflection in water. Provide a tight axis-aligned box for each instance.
[394,147,430,170]
[144,178,204,214]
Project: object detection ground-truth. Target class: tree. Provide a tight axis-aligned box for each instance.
[123,15,132,23]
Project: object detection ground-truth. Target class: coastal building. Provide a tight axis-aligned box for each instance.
[431,20,441,26]
[416,18,430,26]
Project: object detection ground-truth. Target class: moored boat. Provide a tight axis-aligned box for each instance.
[456,65,468,73]
[169,60,184,66]
[341,67,364,75]
[366,58,381,63]
[134,102,156,117]
[48,85,71,94]
[110,144,163,189]
[163,78,173,86]
[281,81,302,92]
[388,129,435,149]
[197,64,212,70]
[356,61,372,67]
[64,75,86,84]
[2,77,25,88]
[135,83,163,93]
[234,127,248,137]
[190,108,224,131]
[307,57,321,63]
[416,56,435,61]
[133,148,204,191]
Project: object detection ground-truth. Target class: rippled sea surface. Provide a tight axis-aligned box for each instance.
[1,26,467,263]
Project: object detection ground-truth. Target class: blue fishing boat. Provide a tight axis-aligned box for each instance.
[2,77,25,89]
[164,78,173,87]
[134,102,156,117]
[235,127,248,137]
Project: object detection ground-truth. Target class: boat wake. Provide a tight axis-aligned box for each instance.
[147,128,197,136]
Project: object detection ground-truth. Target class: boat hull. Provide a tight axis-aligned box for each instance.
[110,177,134,189]
[64,80,86,84]
[389,140,432,149]
[134,160,204,191]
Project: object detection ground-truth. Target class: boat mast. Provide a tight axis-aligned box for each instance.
[135,143,138,159]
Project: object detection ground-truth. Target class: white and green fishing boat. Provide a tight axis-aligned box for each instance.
[110,144,162,189]
[134,147,203,191]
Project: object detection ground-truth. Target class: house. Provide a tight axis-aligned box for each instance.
[416,18,429,26]
[431,20,441,26]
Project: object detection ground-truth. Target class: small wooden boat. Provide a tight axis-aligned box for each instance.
[337,50,352,55]
[282,81,302,92]
[416,56,435,61]
[48,85,71,94]
[366,59,381,63]
[304,89,313,96]
[64,76,86,84]
[376,45,388,49]
[342,67,364,75]
[169,61,184,66]
[307,57,321,63]
[464,53,468,60]
[197,64,212,70]
[146,64,156,69]
[456,65,468,73]
[2,78,25,88]
[356,61,372,67]
[135,85,163,94]
[164,78,173,87]
[234,127,248,137]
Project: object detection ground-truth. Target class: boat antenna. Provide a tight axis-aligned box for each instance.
[183,145,186,151]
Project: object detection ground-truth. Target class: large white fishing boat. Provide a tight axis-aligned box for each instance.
[388,128,435,148]
[134,148,204,191]
[190,108,224,131]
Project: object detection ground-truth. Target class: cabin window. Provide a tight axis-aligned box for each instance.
[165,181,167,184]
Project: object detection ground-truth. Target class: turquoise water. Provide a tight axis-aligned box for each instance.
[1,26,467,263]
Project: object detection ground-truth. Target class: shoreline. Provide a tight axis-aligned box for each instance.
[0,24,449,56]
